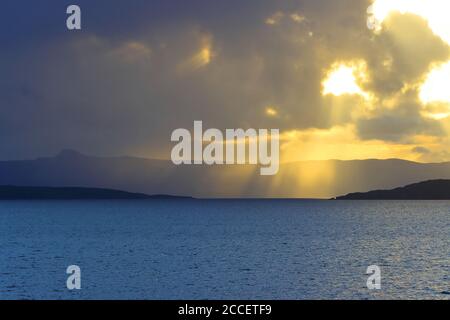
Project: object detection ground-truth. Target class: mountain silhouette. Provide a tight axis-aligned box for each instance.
[335,180,450,200]
[2,151,450,198]
[0,186,154,200]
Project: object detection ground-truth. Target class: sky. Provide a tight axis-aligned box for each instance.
[1,0,450,163]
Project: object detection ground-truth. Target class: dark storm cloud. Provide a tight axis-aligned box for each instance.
[412,146,430,154]
[361,13,449,98]
[353,13,449,142]
[356,92,445,142]
[0,0,448,160]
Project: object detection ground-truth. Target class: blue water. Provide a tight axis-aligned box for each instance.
[0,200,449,300]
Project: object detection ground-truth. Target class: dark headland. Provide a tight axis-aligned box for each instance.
[0,186,191,200]
[335,180,450,200]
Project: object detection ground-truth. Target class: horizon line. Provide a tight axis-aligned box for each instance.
[2,149,449,165]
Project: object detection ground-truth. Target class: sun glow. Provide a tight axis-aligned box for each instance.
[419,62,450,119]
[420,62,450,103]
[265,106,278,117]
[322,63,367,97]
[371,0,450,114]
[370,0,450,44]
[280,126,419,163]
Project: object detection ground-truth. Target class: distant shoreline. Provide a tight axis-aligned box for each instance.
[0,186,192,200]
[3,181,450,201]
[0,186,327,201]
[335,180,450,200]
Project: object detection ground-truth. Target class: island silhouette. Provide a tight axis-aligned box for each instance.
[0,186,193,200]
[335,180,450,200]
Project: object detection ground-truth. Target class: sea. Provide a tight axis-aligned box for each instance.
[0,200,449,300]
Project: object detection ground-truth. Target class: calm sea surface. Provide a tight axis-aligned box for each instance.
[0,200,449,300]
